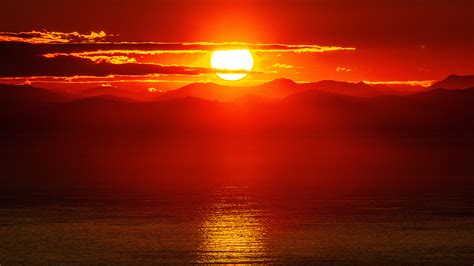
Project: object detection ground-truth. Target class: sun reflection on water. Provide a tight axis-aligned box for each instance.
[198,187,269,263]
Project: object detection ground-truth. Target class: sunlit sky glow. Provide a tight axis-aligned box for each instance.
[0,0,472,91]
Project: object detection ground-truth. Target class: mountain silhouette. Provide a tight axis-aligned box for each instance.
[1,75,473,105]
[1,78,474,194]
[300,80,384,97]
[156,82,239,101]
[430,74,474,90]
[72,94,138,104]
[0,84,71,103]
[76,86,152,101]
[155,79,391,102]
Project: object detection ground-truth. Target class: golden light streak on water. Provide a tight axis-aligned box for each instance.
[197,187,268,263]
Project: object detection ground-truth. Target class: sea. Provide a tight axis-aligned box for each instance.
[0,187,473,264]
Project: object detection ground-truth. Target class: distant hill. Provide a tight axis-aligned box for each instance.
[430,74,474,90]
[156,82,239,101]
[156,78,393,102]
[76,86,150,101]
[299,80,383,97]
[1,82,474,194]
[370,84,428,95]
[0,84,71,103]
[2,75,474,105]
[71,94,138,104]
[247,78,303,98]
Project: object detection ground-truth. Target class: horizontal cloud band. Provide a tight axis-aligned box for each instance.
[0,43,265,77]
[0,31,355,78]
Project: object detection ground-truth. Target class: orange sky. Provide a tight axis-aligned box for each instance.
[0,0,473,91]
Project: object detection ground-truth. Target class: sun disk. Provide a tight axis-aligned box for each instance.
[211,49,254,81]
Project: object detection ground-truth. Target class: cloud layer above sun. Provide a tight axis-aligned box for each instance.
[0,30,355,79]
[0,30,109,43]
[0,30,447,89]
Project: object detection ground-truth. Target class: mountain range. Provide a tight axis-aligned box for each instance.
[2,74,473,103]
[430,74,474,90]
[1,74,473,195]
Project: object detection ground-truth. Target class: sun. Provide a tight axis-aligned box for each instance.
[211,49,254,81]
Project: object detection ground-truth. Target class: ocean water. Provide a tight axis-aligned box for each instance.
[0,187,473,264]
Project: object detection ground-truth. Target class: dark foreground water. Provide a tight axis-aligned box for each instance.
[0,187,473,264]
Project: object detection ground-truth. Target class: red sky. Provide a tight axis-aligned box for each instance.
[0,0,473,90]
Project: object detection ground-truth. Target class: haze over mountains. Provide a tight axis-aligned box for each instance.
[156,79,385,101]
[430,74,474,90]
[2,74,473,103]
[1,74,473,195]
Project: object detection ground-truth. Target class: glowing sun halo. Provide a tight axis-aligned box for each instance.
[211,49,254,81]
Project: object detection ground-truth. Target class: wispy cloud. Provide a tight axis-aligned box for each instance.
[40,42,355,57]
[43,54,138,65]
[272,63,296,69]
[336,67,352,72]
[0,31,108,43]
[364,80,436,87]
[0,75,204,86]
[0,52,258,78]
[0,30,355,53]
[0,31,355,79]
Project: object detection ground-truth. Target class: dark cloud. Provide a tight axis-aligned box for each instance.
[0,31,108,43]
[0,31,354,53]
[0,42,255,77]
[0,31,354,78]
